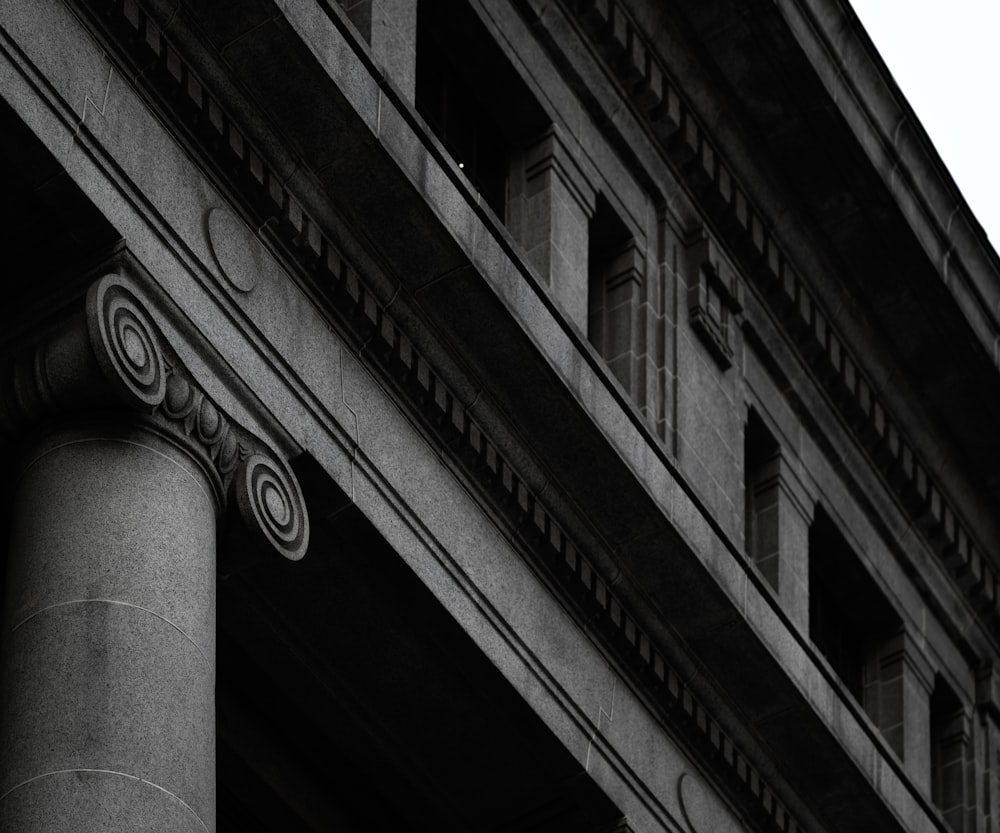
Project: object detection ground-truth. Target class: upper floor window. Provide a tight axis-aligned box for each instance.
[931,677,969,832]
[416,0,546,220]
[588,194,639,381]
[809,508,899,706]
[744,409,781,591]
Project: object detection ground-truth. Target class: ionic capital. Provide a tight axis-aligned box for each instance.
[0,273,309,561]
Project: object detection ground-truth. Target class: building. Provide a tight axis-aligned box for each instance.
[1,0,999,831]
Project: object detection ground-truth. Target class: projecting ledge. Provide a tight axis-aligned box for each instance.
[777,0,1000,370]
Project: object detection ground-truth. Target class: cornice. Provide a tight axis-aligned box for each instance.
[549,0,1000,642]
[780,0,1000,365]
[0,271,309,563]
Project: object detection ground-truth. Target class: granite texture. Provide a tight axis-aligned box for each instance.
[1,427,217,832]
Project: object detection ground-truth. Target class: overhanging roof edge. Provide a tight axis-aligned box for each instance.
[777,0,1000,369]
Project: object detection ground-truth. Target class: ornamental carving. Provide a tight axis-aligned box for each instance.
[0,272,309,562]
[88,276,167,408]
[685,233,743,371]
[232,453,309,561]
[159,363,247,479]
[678,772,740,833]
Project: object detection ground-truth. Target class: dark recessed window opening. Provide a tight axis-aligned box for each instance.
[930,677,967,831]
[744,409,781,591]
[809,507,899,704]
[587,194,634,360]
[416,0,546,220]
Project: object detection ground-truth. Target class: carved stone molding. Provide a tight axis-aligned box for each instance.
[678,772,742,833]
[0,272,309,562]
[520,126,598,219]
[208,206,261,293]
[685,233,744,370]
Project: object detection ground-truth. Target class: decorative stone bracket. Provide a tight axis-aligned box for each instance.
[0,273,309,562]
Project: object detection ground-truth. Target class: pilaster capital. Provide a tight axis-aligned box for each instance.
[878,628,936,694]
[0,273,309,561]
[749,445,815,524]
[522,125,598,216]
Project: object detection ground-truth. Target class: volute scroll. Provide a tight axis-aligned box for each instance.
[0,271,310,563]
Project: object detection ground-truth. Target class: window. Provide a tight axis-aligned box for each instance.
[744,409,781,592]
[931,677,968,832]
[416,0,546,219]
[588,194,641,390]
[809,508,899,708]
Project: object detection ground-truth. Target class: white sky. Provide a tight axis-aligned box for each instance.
[848,0,1000,245]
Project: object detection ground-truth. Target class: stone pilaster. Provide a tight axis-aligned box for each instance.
[746,446,812,630]
[977,665,1000,833]
[0,273,309,832]
[935,706,974,833]
[862,629,934,789]
[508,126,596,331]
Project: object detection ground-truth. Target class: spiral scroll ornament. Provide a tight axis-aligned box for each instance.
[232,453,309,561]
[87,278,166,408]
[69,273,311,561]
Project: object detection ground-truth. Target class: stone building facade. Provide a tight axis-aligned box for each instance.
[1,0,999,831]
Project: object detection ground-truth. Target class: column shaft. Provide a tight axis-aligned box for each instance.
[0,423,217,832]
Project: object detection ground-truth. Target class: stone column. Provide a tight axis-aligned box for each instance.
[1,422,217,831]
[0,274,309,832]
